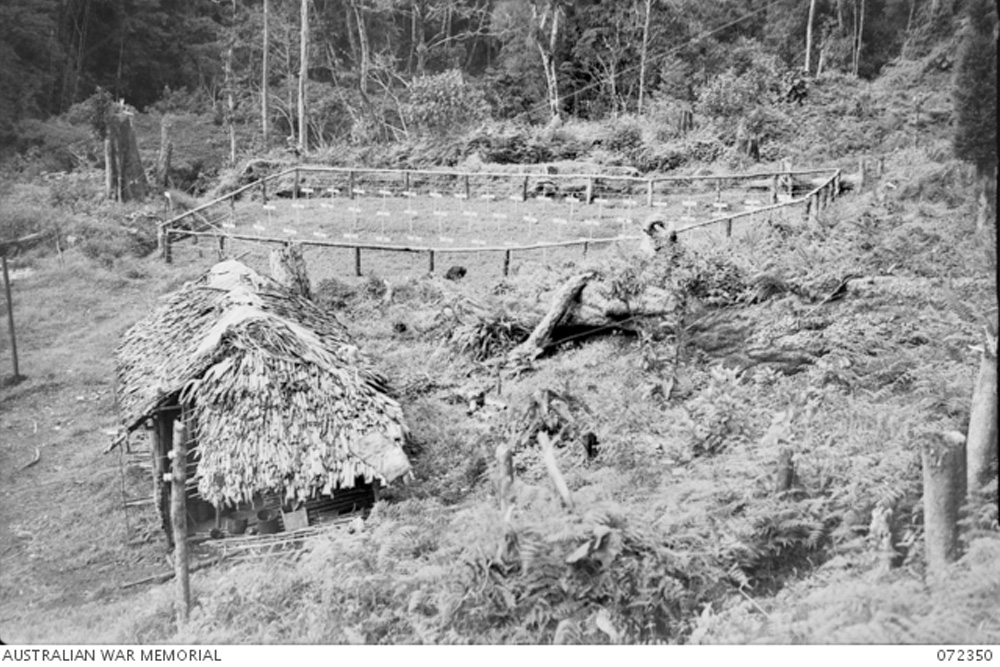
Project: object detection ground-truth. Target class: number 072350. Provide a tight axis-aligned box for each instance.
[937,649,994,662]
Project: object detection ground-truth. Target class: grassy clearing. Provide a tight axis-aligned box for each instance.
[1,137,996,644]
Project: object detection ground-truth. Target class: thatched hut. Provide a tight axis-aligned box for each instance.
[115,260,410,541]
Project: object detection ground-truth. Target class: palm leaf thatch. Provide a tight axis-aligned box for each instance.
[115,260,409,507]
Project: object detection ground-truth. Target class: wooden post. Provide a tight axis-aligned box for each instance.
[217,235,226,259]
[967,331,998,495]
[170,418,190,624]
[294,168,300,200]
[2,254,19,379]
[715,179,722,202]
[646,179,654,207]
[163,229,173,265]
[770,174,778,204]
[349,171,356,199]
[502,249,510,277]
[725,218,733,238]
[810,194,820,225]
[428,249,435,274]
[262,177,268,205]
[404,171,411,194]
[154,413,175,545]
[858,157,866,192]
[229,196,235,223]
[921,432,966,576]
[582,241,589,258]
[522,175,529,201]
[464,174,471,200]
[585,177,594,205]
[833,171,841,198]
[354,246,362,277]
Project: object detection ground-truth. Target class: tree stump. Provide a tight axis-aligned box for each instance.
[269,243,312,300]
[966,327,998,494]
[921,432,966,576]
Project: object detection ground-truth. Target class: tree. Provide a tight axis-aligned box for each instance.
[299,0,309,154]
[952,0,998,233]
[805,0,818,73]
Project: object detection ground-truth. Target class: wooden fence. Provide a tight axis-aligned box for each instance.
[158,165,843,275]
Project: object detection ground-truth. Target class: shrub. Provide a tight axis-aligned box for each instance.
[404,70,490,137]
[71,218,158,267]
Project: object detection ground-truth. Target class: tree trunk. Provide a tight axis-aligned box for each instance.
[105,105,148,202]
[967,326,998,495]
[155,115,173,189]
[805,0,818,74]
[298,0,309,154]
[637,0,652,113]
[225,0,237,167]
[921,432,966,576]
[262,0,270,148]
[855,0,865,77]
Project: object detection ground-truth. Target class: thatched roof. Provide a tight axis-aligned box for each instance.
[115,260,409,506]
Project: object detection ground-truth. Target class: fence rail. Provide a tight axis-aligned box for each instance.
[159,164,843,276]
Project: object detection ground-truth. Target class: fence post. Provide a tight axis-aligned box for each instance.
[229,196,235,223]
[294,168,300,200]
[809,194,820,225]
[770,174,779,204]
[164,229,173,264]
[428,249,435,274]
[171,417,190,625]
[582,241,589,258]
[858,157,866,192]
[646,179,654,208]
[354,247,362,277]
[2,254,19,379]
[522,175,529,201]
[585,177,594,204]
[349,170,356,199]
[464,174,471,200]
[404,171,411,193]
[502,249,511,277]
[262,176,268,204]
[715,179,722,202]
[725,218,733,238]
[217,235,226,259]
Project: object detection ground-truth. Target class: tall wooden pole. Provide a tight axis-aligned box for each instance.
[262,0,270,148]
[171,417,190,624]
[1,254,19,379]
[298,0,309,155]
[805,0,817,74]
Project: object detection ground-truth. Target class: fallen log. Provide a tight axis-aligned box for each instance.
[120,557,221,590]
[508,272,594,362]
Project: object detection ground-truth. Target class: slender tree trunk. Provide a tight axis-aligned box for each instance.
[262,0,270,148]
[352,0,371,96]
[805,0,818,74]
[299,0,309,154]
[225,2,237,167]
[156,115,172,189]
[855,0,865,76]
[638,0,652,113]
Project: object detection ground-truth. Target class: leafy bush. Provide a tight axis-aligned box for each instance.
[71,217,158,267]
[404,70,489,137]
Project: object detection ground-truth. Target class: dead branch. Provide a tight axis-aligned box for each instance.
[538,432,574,510]
[509,272,594,362]
[18,447,41,472]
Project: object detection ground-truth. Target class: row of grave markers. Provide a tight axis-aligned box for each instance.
[219,189,777,246]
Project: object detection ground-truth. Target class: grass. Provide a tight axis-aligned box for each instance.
[0,126,996,644]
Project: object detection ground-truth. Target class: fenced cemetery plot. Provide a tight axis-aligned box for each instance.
[158,165,842,284]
